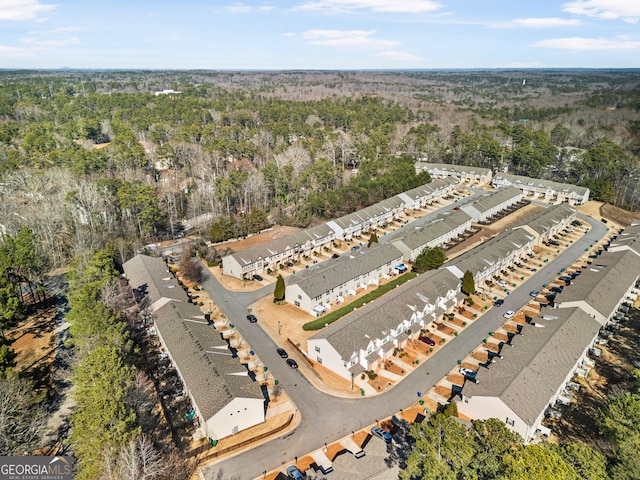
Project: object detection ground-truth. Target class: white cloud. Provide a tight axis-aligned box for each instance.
[0,45,33,56]
[224,3,275,13]
[297,0,442,14]
[302,29,399,49]
[375,50,423,62]
[532,36,640,50]
[496,17,582,28]
[23,35,78,47]
[563,1,640,23]
[0,0,55,21]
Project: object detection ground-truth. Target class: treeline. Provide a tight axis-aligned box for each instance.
[66,248,193,480]
[403,406,607,480]
[1,72,639,271]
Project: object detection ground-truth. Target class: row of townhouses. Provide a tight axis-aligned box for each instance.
[286,243,404,316]
[415,162,493,186]
[307,268,463,381]
[304,204,578,381]
[286,188,534,316]
[123,255,266,442]
[456,222,640,443]
[492,172,590,205]
[222,177,458,280]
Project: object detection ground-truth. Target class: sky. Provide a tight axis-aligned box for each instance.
[1,0,639,70]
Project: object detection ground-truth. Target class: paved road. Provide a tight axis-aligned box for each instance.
[200,212,608,479]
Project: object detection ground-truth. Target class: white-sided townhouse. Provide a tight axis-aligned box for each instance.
[123,255,265,442]
[392,209,473,262]
[415,162,493,186]
[513,203,577,246]
[222,223,336,279]
[456,307,601,443]
[492,173,590,205]
[444,229,536,284]
[153,301,265,442]
[459,187,524,223]
[396,177,458,210]
[307,269,462,381]
[285,243,404,316]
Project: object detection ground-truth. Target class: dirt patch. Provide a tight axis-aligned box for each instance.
[545,309,640,452]
[601,202,640,227]
[6,304,57,393]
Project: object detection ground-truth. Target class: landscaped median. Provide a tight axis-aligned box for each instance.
[302,271,418,330]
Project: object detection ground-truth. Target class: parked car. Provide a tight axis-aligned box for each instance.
[503,310,515,319]
[559,276,573,282]
[529,290,540,297]
[276,348,288,358]
[331,253,340,259]
[247,314,258,323]
[286,359,298,369]
[252,274,263,281]
[548,240,560,246]
[351,245,361,251]
[286,466,304,479]
[496,281,508,288]
[550,286,564,294]
[493,299,504,307]
[418,336,436,346]
[459,368,478,381]
[571,220,583,226]
[285,261,294,267]
[371,426,392,444]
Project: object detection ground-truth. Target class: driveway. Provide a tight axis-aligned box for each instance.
[200,212,608,479]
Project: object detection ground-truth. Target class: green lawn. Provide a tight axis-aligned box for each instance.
[302,271,418,331]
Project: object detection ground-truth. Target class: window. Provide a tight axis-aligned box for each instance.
[317,357,322,364]
[315,346,321,353]
[294,301,300,307]
[505,418,515,427]
[298,294,302,300]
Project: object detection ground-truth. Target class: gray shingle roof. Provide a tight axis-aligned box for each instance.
[153,302,264,420]
[462,307,600,425]
[392,209,471,250]
[286,243,403,299]
[446,229,534,278]
[123,254,188,307]
[309,269,460,359]
[608,222,640,255]
[554,249,640,319]
[513,203,575,235]
[493,173,589,197]
[416,162,492,178]
[464,187,522,214]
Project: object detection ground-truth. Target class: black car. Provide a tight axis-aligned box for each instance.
[493,299,504,307]
[286,359,298,369]
[550,286,564,294]
[285,261,294,267]
[247,314,258,323]
[559,276,573,282]
[252,274,263,281]
[331,253,340,259]
[548,240,560,246]
[276,348,288,358]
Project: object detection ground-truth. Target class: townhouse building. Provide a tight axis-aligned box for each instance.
[222,223,336,279]
[513,203,577,246]
[492,173,590,205]
[285,243,404,316]
[444,229,536,284]
[459,187,523,223]
[415,162,493,186]
[123,254,265,442]
[154,301,265,442]
[307,269,462,381]
[392,209,472,262]
[395,177,458,210]
[456,307,601,443]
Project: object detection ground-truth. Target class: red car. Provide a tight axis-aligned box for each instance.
[419,336,436,346]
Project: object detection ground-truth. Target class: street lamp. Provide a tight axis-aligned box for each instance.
[351,371,354,390]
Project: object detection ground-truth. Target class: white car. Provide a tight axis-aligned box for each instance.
[503,310,515,319]
[496,281,508,288]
